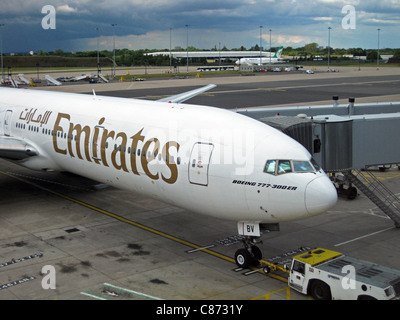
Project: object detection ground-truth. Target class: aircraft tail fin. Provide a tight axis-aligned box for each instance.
[273,47,284,59]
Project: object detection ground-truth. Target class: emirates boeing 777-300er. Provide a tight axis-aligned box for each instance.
[0,85,337,268]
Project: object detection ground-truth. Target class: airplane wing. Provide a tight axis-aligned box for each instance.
[0,136,38,160]
[157,84,216,104]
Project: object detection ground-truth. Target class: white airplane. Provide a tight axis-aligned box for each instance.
[0,85,337,268]
[236,46,284,65]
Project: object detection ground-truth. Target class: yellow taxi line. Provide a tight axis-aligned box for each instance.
[0,170,234,263]
[1,169,293,300]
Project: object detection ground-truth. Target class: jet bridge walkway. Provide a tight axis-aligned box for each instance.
[238,97,400,227]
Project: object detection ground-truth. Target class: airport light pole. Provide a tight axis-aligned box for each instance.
[169,28,172,72]
[0,24,4,83]
[328,27,332,71]
[185,24,190,73]
[269,29,272,65]
[96,27,100,76]
[219,42,221,66]
[111,23,117,79]
[377,28,381,70]
[259,26,263,66]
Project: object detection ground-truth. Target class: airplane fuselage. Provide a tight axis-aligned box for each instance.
[236,57,282,65]
[0,87,337,225]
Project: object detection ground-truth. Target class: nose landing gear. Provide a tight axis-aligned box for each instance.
[234,237,263,269]
[234,222,279,269]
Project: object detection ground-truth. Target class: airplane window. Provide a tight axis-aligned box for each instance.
[311,158,321,171]
[278,160,292,174]
[264,160,277,174]
[177,157,181,165]
[293,161,315,172]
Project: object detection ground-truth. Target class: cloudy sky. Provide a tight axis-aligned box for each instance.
[0,0,399,53]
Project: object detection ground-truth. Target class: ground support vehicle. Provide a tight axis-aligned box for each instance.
[259,247,400,300]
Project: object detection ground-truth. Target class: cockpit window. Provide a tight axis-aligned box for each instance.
[277,160,292,174]
[293,161,315,172]
[264,159,320,175]
[264,160,277,174]
[311,158,321,171]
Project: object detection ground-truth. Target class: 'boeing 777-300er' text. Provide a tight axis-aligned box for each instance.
[0,85,337,268]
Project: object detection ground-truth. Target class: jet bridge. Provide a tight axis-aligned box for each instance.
[238,97,400,227]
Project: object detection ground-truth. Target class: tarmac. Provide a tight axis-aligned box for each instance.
[1,66,400,301]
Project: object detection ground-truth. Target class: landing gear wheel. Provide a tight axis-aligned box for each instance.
[251,245,263,261]
[235,249,253,269]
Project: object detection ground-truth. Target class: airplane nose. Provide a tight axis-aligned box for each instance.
[305,175,337,216]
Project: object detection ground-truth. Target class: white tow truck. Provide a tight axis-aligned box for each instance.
[260,247,400,300]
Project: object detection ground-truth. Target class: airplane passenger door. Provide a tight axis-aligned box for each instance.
[189,142,214,186]
[4,110,13,136]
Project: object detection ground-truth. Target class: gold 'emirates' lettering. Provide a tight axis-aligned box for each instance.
[53,113,180,184]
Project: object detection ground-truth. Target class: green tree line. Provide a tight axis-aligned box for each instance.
[16,43,400,67]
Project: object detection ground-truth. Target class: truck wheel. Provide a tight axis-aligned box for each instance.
[310,280,332,300]
[235,249,253,269]
[347,187,357,200]
[358,295,377,300]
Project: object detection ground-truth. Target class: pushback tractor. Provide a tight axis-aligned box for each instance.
[253,248,400,300]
